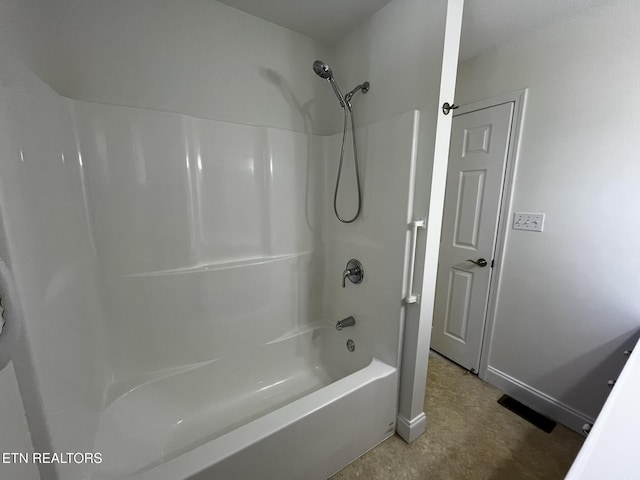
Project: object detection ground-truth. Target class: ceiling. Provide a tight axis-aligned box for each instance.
[217,0,393,45]
[218,0,610,60]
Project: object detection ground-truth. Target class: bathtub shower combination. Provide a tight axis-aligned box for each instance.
[0,56,420,479]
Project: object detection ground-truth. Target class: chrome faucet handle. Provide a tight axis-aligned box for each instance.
[342,269,350,288]
[342,259,364,288]
[342,267,360,287]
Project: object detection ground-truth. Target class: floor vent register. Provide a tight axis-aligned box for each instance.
[497,395,557,433]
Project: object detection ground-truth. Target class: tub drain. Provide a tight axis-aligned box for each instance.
[346,339,355,352]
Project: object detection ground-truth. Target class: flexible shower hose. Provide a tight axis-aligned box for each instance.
[333,106,362,223]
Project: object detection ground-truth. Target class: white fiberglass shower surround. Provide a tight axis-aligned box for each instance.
[0,1,463,479]
[0,82,419,480]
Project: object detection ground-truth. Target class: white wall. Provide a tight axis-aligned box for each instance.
[37,0,334,135]
[0,2,333,469]
[331,0,448,131]
[0,363,39,480]
[37,0,333,387]
[0,0,51,93]
[58,0,454,400]
[73,100,325,383]
[0,0,460,466]
[0,1,111,479]
[329,0,462,441]
[0,85,110,480]
[455,0,640,427]
[0,251,39,480]
[322,111,419,369]
[0,3,333,473]
[0,2,44,477]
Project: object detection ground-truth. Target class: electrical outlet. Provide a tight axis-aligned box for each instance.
[513,212,545,232]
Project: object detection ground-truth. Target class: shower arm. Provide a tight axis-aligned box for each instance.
[344,82,370,110]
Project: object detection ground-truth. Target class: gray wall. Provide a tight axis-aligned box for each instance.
[455,0,640,427]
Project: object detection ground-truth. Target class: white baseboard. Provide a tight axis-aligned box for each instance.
[396,412,426,443]
[485,366,593,435]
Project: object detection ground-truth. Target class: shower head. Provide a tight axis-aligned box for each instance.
[313,60,369,111]
[313,60,345,108]
[313,60,333,80]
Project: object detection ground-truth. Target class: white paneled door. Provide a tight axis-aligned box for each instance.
[431,102,514,372]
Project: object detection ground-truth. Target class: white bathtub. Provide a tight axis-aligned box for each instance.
[91,326,397,480]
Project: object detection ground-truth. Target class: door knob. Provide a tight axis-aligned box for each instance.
[466,258,488,267]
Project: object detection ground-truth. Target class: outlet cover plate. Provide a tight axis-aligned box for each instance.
[513,212,545,232]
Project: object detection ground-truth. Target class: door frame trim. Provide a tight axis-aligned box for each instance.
[452,89,528,380]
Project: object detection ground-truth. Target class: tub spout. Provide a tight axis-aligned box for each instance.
[336,316,356,331]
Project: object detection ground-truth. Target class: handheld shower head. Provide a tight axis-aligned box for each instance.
[313,60,333,80]
[312,59,369,224]
[313,60,345,108]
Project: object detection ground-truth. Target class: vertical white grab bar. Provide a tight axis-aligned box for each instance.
[405,218,426,304]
